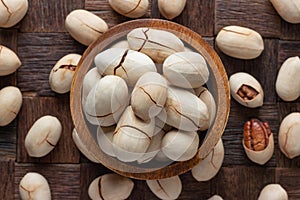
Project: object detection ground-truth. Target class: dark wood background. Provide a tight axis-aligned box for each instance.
[1,0,300,199]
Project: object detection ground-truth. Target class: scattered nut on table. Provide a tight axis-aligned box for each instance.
[163,86,209,131]
[0,0,28,28]
[0,45,22,76]
[242,119,274,165]
[158,0,186,20]
[146,175,182,200]
[88,173,134,200]
[191,139,224,181]
[163,51,209,89]
[131,72,168,121]
[229,72,264,108]
[161,130,199,161]
[25,115,62,157]
[270,0,300,24]
[65,9,108,46]
[216,25,264,59]
[84,75,129,126]
[0,86,22,126]
[108,0,149,18]
[112,106,155,162]
[127,28,185,63]
[19,172,51,200]
[278,112,300,159]
[258,184,288,200]
[49,53,81,94]
[72,128,100,163]
[208,195,224,200]
[275,56,300,101]
[95,48,157,87]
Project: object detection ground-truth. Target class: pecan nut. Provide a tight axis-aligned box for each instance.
[243,119,271,151]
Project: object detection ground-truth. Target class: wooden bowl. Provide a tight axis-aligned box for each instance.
[70,19,230,180]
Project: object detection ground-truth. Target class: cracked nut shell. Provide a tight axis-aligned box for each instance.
[229,72,264,108]
[88,173,134,200]
[216,25,264,59]
[0,45,21,76]
[127,28,185,63]
[131,72,168,121]
[0,86,22,126]
[25,115,62,157]
[0,0,28,28]
[276,56,300,101]
[19,172,51,200]
[158,0,186,20]
[279,112,300,159]
[65,9,108,46]
[191,139,224,181]
[109,0,149,18]
[270,0,300,24]
[258,184,288,200]
[146,176,182,200]
[163,51,209,89]
[242,119,274,165]
[95,48,157,87]
[49,53,81,94]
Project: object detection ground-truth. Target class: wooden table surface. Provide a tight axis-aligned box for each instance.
[1,0,300,199]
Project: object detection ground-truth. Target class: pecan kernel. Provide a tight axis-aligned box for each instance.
[237,84,258,101]
[243,119,271,151]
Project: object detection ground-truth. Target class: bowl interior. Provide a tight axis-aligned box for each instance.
[70,19,230,180]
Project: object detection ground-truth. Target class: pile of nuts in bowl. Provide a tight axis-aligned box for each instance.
[82,27,216,164]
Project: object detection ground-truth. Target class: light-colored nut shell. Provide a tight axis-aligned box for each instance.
[146,176,182,200]
[19,172,51,200]
[108,0,149,18]
[279,112,300,159]
[97,126,116,157]
[65,9,108,46]
[163,86,209,131]
[131,72,168,121]
[242,133,274,165]
[0,0,28,28]
[127,28,185,63]
[25,115,62,157]
[275,56,300,101]
[0,86,22,126]
[229,72,264,108]
[163,52,209,89]
[216,26,264,59]
[208,195,224,200]
[0,45,21,76]
[72,128,100,163]
[49,53,81,94]
[88,173,134,200]
[82,67,101,105]
[158,0,186,20]
[161,130,199,161]
[155,149,172,162]
[84,75,128,126]
[258,184,288,200]
[95,48,157,87]
[194,86,216,127]
[270,0,300,24]
[112,106,155,162]
[191,139,224,181]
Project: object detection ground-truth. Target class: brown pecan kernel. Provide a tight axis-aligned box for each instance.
[237,84,258,101]
[54,64,77,72]
[243,119,271,151]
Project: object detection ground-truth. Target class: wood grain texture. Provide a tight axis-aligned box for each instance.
[17,32,85,96]
[215,0,281,38]
[212,166,275,200]
[14,163,81,199]
[276,168,300,200]
[0,122,17,160]
[0,160,14,200]
[280,20,300,41]
[277,103,300,168]
[20,0,84,33]
[278,40,300,66]
[17,97,80,163]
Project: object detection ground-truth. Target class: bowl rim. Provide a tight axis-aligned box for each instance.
[70,18,230,180]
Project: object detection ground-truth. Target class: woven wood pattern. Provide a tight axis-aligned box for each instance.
[0,0,300,199]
